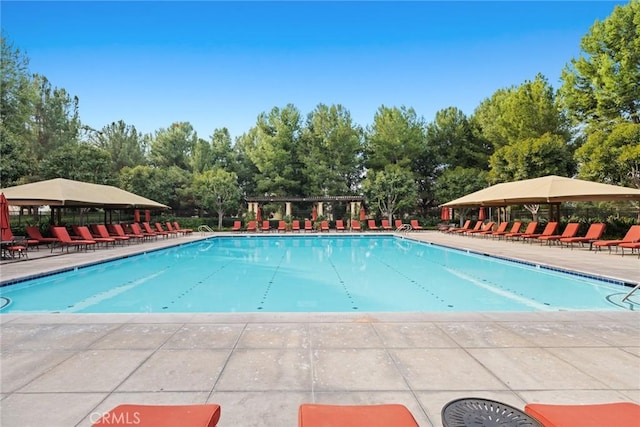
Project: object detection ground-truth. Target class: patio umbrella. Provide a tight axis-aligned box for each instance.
[359,205,366,221]
[441,207,450,221]
[1,193,12,241]
[478,207,486,220]
[145,210,151,222]
[134,209,140,223]
[312,205,317,221]
[256,206,262,222]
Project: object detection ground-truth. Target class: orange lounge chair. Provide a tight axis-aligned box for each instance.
[558,222,606,249]
[156,222,178,237]
[410,219,423,230]
[351,220,362,231]
[74,225,115,247]
[320,220,329,232]
[504,221,538,241]
[479,221,508,237]
[292,220,301,232]
[93,224,130,244]
[447,219,472,234]
[25,226,58,247]
[524,402,640,427]
[465,221,495,236]
[298,404,418,427]
[277,220,287,232]
[520,222,559,243]
[489,221,521,239]
[131,223,156,240]
[92,403,221,427]
[173,221,193,234]
[335,219,345,231]
[304,220,313,232]
[381,219,393,231]
[619,241,640,257]
[394,219,405,229]
[165,222,185,236]
[141,222,164,238]
[368,219,379,231]
[109,224,143,243]
[51,226,96,252]
[592,224,640,252]
[261,220,270,232]
[231,220,242,232]
[537,222,580,245]
[246,220,257,232]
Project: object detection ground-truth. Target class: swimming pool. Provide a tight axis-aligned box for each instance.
[0,235,635,313]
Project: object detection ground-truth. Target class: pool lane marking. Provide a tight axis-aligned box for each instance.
[257,251,287,310]
[163,259,237,309]
[327,258,358,310]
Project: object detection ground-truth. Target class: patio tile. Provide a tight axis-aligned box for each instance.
[309,323,382,348]
[0,350,74,393]
[20,349,152,392]
[161,323,245,349]
[312,349,408,391]
[390,348,505,390]
[373,322,458,348]
[1,392,105,427]
[90,323,182,349]
[468,348,610,390]
[210,391,310,427]
[215,349,311,391]
[0,323,120,351]
[497,322,612,347]
[236,323,309,348]
[546,347,640,389]
[519,389,638,405]
[436,321,536,348]
[117,349,230,392]
[578,321,640,346]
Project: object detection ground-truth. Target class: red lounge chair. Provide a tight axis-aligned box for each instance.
[335,219,346,231]
[446,219,472,233]
[109,224,143,243]
[231,220,242,232]
[131,222,156,240]
[142,222,166,238]
[173,221,193,234]
[394,219,404,229]
[51,226,96,252]
[292,220,301,232]
[320,220,329,232]
[277,220,287,232]
[381,219,393,230]
[304,220,313,232]
[351,219,362,231]
[165,222,185,236]
[479,221,508,237]
[0,224,30,258]
[524,402,640,427]
[245,220,257,232]
[154,222,175,237]
[504,221,538,241]
[465,221,495,236]
[93,224,130,244]
[489,221,522,239]
[368,219,379,231]
[261,220,270,232]
[619,241,640,257]
[25,226,58,247]
[520,222,559,243]
[592,224,640,252]
[298,404,418,427]
[410,219,423,230]
[92,403,221,427]
[537,222,580,245]
[74,225,115,247]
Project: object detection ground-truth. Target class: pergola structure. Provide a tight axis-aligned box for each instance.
[244,195,365,220]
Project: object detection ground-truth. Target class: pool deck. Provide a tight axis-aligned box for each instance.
[1,231,639,426]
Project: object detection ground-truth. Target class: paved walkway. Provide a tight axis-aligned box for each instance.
[1,231,639,427]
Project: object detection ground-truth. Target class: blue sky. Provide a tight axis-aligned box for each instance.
[2,1,627,140]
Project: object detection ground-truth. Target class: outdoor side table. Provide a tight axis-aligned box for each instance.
[442,398,543,427]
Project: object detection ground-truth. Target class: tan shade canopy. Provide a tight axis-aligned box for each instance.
[442,175,640,207]
[0,178,169,209]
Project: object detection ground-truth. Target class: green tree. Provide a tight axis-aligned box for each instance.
[433,167,489,224]
[88,120,147,173]
[362,165,418,222]
[301,103,363,196]
[0,35,35,185]
[488,133,575,183]
[575,122,640,188]
[191,137,213,174]
[39,143,114,184]
[245,104,304,196]
[149,122,198,170]
[120,165,191,209]
[559,1,640,126]
[192,168,242,229]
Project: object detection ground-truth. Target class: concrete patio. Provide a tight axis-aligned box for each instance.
[1,231,638,426]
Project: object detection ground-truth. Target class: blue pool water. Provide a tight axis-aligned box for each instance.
[0,235,635,313]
